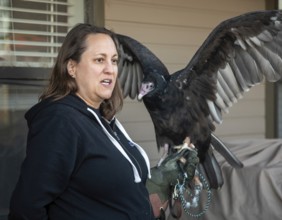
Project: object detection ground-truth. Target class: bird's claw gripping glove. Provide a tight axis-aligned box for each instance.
[146,147,199,218]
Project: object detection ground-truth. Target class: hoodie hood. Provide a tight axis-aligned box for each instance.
[25,94,97,128]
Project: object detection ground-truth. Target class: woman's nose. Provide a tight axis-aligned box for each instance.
[104,61,116,74]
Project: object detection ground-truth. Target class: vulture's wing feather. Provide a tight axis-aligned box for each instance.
[173,10,282,124]
[116,34,170,98]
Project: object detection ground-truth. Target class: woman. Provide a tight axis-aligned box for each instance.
[9,23,198,220]
[8,24,154,220]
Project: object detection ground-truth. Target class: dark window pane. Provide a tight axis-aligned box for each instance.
[0,84,42,219]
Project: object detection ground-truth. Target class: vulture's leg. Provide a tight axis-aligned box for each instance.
[178,137,203,189]
[180,137,204,208]
[173,137,195,151]
[157,143,169,166]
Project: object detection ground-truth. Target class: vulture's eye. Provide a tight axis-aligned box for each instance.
[146,83,154,90]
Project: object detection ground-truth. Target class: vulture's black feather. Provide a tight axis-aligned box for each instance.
[116,10,282,188]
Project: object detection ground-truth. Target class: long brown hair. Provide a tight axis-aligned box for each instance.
[40,24,123,119]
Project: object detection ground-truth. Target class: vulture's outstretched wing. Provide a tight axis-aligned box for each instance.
[174,10,282,124]
[116,34,170,99]
[117,10,282,125]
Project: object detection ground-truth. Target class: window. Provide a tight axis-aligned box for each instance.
[0,84,42,219]
[0,0,84,68]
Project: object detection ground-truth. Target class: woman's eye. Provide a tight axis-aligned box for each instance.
[95,58,104,63]
[112,59,118,64]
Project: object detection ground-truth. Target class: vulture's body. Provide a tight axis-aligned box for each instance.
[116,10,282,189]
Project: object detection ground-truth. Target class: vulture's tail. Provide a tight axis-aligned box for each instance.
[199,134,243,189]
[199,148,224,189]
[211,134,244,168]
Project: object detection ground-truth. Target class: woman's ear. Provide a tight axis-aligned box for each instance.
[67,59,77,78]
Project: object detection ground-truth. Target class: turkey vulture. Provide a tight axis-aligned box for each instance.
[116,10,282,189]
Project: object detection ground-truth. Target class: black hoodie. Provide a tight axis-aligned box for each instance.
[9,94,154,220]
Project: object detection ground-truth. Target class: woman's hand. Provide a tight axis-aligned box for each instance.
[146,145,199,218]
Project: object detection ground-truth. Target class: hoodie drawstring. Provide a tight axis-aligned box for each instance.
[87,108,151,183]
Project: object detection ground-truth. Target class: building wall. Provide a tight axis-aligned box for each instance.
[104,0,266,164]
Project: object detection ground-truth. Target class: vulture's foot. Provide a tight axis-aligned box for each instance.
[173,136,196,152]
[175,137,204,193]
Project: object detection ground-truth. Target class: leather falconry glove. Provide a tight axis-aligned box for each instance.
[147,146,199,219]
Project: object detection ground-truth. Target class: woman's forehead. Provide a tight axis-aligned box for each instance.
[81,34,117,57]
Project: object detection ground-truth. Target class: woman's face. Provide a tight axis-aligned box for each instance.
[68,33,118,108]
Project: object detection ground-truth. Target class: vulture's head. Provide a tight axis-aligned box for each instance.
[137,72,168,101]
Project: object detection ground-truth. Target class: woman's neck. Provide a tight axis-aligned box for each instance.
[75,92,101,109]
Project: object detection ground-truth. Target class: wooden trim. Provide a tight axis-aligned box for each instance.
[0,67,50,79]
[265,0,278,138]
[265,82,278,138]
[84,0,105,27]
[265,0,278,9]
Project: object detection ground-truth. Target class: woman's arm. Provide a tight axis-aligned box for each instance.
[9,114,79,220]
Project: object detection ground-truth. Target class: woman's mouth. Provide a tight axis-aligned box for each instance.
[101,79,112,85]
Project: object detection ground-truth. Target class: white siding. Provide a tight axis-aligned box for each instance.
[104,0,266,164]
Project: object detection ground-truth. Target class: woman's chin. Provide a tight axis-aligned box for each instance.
[100,92,113,101]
